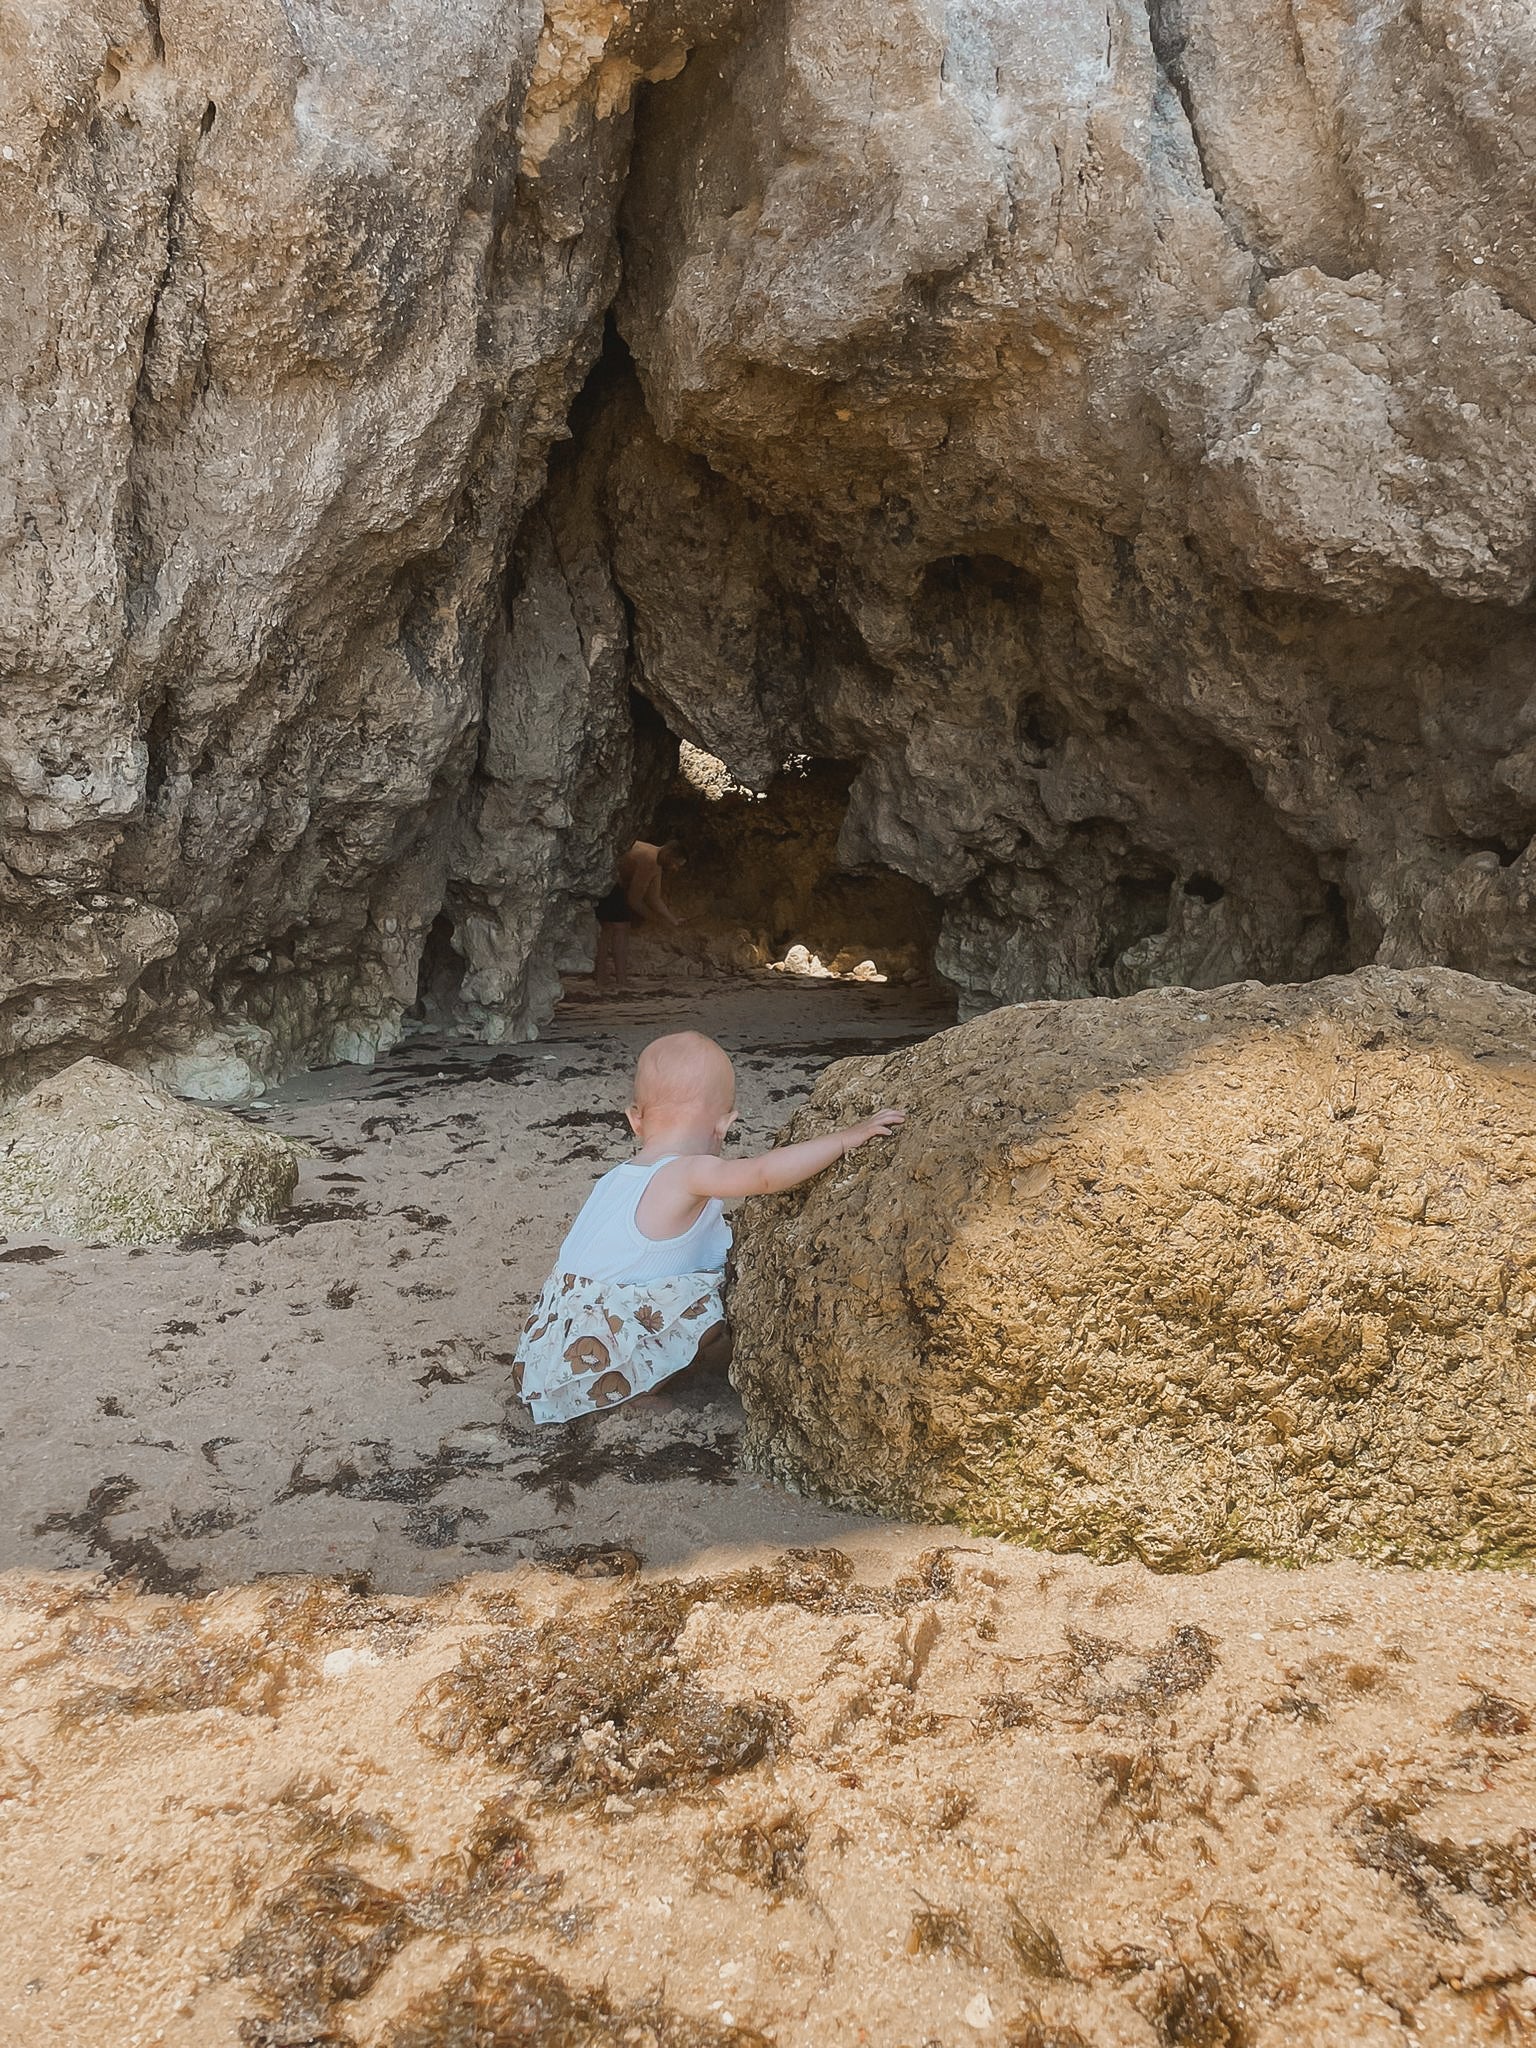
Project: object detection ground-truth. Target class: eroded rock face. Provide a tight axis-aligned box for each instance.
[615,0,1536,1014]
[0,1057,296,1244]
[4,0,1536,1096]
[0,0,731,1099]
[730,969,1536,1568]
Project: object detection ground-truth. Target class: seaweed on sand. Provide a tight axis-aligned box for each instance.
[409,1795,566,1934]
[1007,1903,1071,1980]
[411,1579,789,1810]
[1450,1690,1530,1738]
[411,1547,962,1811]
[537,1543,643,1580]
[906,1900,978,1960]
[380,1950,771,2048]
[1050,1624,1217,1719]
[56,1608,289,1726]
[256,1575,436,1656]
[277,1777,412,1862]
[232,1857,412,2043]
[981,1691,1037,1731]
[513,1423,739,1512]
[35,1475,202,1595]
[701,1806,811,1898]
[233,1799,568,2041]
[1351,1800,1536,1937]
[1146,1906,1279,2048]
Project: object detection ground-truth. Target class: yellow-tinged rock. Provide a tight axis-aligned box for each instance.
[731,967,1536,1570]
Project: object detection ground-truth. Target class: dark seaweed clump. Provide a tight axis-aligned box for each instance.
[538,1543,643,1580]
[1150,1967,1251,2048]
[1007,1903,1071,1980]
[234,1858,411,2042]
[1148,1906,1278,2048]
[906,1902,978,1960]
[981,1690,1037,1731]
[514,1423,741,1511]
[1351,1800,1536,1938]
[412,1547,960,1811]
[412,1579,789,1810]
[1052,1624,1217,1719]
[36,1474,202,1595]
[381,1950,770,2048]
[1005,2011,1091,2048]
[1450,1690,1530,1738]
[701,1808,811,1898]
[234,1797,566,2042]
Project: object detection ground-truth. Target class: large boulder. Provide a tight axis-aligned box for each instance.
[730,967,1536,1569]
[0,1058,296,1246]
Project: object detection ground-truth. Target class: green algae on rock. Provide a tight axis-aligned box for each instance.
[0,1057,296,1247]
[730,967,1536,1570]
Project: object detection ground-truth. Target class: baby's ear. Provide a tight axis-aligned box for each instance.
[626,1105,643,1136]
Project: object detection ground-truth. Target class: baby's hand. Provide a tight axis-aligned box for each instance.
[842,1107,905,1151]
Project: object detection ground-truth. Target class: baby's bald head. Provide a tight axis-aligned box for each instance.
[632,1032,736,1122]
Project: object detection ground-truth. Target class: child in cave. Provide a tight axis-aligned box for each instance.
[513,1030,903,1423]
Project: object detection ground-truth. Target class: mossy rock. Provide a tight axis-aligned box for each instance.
[0,1058,297,1247]
[731,967,1536,1570]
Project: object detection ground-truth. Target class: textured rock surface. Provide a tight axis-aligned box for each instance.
[616,0,1536,1016]
[730,968,1536,1568]
[0,1057,296,1243]
[4,0,1536,1096]
[0,0,730,1099]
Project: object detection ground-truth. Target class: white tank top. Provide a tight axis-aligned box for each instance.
[555,1156,732,1284]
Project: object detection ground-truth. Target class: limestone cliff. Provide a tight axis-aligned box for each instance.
[3,0,1534,1096]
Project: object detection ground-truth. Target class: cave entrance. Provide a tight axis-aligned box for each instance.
[413,910,465,1024]
[634,748,944,991]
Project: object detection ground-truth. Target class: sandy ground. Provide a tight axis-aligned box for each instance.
[2,974,1535,2047]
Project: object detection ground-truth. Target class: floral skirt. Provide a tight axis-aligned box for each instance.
[512,1268,725,1424]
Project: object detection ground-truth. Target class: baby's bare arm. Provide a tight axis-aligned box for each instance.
[683,1110,904,1201]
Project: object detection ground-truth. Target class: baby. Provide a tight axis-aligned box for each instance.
[514,1030,903,1423]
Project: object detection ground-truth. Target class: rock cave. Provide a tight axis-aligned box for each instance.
[5,0,1536,1103]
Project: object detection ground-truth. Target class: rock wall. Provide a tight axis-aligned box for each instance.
[0,0,732,1098]
[3,0,1534,1095]
[616,0,1536,1015]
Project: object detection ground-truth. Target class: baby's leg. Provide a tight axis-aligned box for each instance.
[625,1322,732,1411]
[691,1320,732,1372]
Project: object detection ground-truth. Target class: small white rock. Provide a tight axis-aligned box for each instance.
[321,1647,380,1680]
[963,1993,995,2030]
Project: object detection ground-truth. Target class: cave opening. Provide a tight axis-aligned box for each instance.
[616,745,948,995]
[414,910,465,1023]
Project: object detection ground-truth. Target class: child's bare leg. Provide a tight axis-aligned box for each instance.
[611,923,630,991]
[625,1322,732,1411]
[691,1320,732,1373]
[595,924,614,985]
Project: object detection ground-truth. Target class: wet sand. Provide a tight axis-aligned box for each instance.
[2,975,1534,2046]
